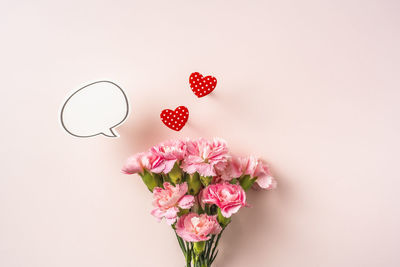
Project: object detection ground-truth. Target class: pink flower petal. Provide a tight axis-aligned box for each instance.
[255,175,277,190]
[178,195,195,209]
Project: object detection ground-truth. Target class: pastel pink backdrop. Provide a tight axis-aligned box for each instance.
[1,0,399,266]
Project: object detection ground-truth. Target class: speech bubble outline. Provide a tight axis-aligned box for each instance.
[60,80,129,138]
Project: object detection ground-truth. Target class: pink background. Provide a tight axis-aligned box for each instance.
[1,0,399,266]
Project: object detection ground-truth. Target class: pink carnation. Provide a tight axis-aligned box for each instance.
[176,213,222,242]
[245,156,277,190]
[216,156,249,181]
[151,182,194,225]
[182,138,229,177]
[253,175,277,190]
[123,149,181,175]
[142,152,167,173]
[150,140,186,173]
[202,183,246,218]
[122,152,148,174]
[218,155,277,190]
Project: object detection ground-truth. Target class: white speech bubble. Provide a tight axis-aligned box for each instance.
[60,81,129,138]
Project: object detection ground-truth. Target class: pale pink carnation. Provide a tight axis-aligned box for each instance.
[218,155,277,190]
[252,175,277,190]
[202,183,246,218]
[141,151,168,173]
[176,213,222,242]
[216,156,249,181]
[150,140,186,173]
[151,182,194,225]
[122,152,148,174]
[122,151,165,174]
[123,150,176,174]
[182,138,229,177]
[245,156,277,190]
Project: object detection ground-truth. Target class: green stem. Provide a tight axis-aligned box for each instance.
[205,235,215,262]
[186,242,191,267]
[175,233,186,256]
[210,250,219,264]
[178,232,224,267]
[210,228,225,263]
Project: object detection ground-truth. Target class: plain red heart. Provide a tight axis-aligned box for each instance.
[189,72,217,98]
[160,106,189,131]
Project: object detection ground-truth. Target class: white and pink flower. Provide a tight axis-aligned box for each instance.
[150,139,186,173]
[151,182,194,225]
[123,142,185,175]
[122,152,148,174]
[218,155,277,190]
[176,213,222,242]
[216,155,248,181]
[202,183,246,218]
[245,156,277,190]
[182,138,229,177]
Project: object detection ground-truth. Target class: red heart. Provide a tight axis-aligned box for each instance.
[160,106,189,131]
[189,72,217,98]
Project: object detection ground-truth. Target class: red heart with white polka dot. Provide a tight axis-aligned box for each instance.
[160,106,189,131]
[189,72,217,98]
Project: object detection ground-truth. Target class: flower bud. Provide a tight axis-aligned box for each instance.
[193,241,206,256]
[200,175,212,187]
[140,170,163,192]
[187,172,202,195]
[239,175,257,191]
[169,162,183,184]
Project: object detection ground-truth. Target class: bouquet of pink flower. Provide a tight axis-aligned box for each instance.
[122,138,276,267]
